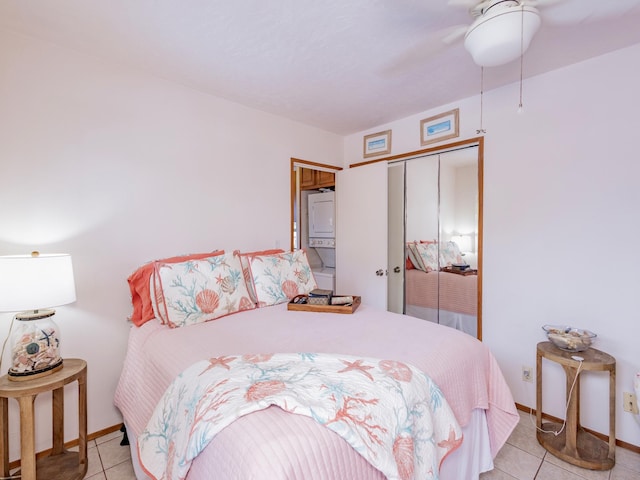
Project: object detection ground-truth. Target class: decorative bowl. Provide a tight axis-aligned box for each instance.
[542,325,596,352]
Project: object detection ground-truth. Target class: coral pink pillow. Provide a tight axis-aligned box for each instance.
[127,250,223,326]
[406,256,415,270]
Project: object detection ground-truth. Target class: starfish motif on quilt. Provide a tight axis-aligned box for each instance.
[338,359,375,381]
[437,425,464,454]
[199,355,237,375]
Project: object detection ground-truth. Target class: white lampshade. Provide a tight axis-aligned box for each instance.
[464,5,541,67]
[0,253,76,312]
[451,235,472,253]
[0,252,76,380]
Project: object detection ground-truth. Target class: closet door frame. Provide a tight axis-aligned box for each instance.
[384,137,484,340]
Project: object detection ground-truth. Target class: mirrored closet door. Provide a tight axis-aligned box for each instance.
[388,141,482,339]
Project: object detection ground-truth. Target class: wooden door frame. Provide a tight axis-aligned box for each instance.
[345,137,484,340]
[290,158,342,251]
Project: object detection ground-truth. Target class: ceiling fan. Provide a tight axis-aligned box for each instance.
[386,0,640,72]
[454,0,545,67]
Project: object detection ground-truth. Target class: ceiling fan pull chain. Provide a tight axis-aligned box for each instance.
[518,5,525,114]
[476,66,486,134]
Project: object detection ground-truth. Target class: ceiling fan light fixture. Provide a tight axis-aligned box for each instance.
[464,6,541,67]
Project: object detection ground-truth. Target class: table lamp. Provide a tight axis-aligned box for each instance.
[0,252,76,381]
[451,234,472,254]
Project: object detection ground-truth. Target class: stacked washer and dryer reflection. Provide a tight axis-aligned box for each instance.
[307,191,336,291]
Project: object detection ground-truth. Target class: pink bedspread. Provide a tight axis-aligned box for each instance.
[405,269,477,316]
[115,303,517,479]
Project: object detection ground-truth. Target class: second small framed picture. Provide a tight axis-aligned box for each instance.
[363,130,392,158]
[420,108,459,146]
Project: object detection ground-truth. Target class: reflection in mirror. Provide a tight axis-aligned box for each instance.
[397,143,481,338]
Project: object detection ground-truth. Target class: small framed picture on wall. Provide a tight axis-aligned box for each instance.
[420,108,459,146]
[363,130,392,158]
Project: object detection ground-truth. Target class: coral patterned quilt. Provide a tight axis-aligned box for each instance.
[138,353,462,480]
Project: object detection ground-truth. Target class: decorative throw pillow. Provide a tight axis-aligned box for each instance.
[414,242,439,272]
[405,255,415,270]
[127,250,223,326]
[249,250,316,307]
[439,241,463,267]
[153,252,255,328]
[406,242,424,271]
[236,249,285,304]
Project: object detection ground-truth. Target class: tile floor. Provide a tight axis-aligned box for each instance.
[83,429,136,480]
[480,410,640,480]
[85,411,640,479]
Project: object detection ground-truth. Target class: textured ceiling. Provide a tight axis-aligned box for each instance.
[1,0,640,135]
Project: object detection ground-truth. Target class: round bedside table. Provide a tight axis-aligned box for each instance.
[0,358,87,480]
[535,342,615,470]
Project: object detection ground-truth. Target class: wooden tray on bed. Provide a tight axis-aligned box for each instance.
[441,266,478,276]
[287,295,361,314]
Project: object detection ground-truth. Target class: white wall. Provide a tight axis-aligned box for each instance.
[344,43,640,447]
[0,29,343,458]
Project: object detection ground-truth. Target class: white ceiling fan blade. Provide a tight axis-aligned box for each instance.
[442,24,469,44]
[447,0,488,9]
[447,0,478,7]
[447,0,565,12]
[521,0,564,6]
[540,0,640,25]
[380,24,468,76]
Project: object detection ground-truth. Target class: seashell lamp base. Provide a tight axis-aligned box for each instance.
[8,309,63,381]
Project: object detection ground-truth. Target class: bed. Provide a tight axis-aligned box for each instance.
[404,240,478,336]
[404,269,478,336]
[115,249,518,480]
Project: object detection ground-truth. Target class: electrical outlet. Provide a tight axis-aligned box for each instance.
[522,366,534,383]
[623,392,639,414]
